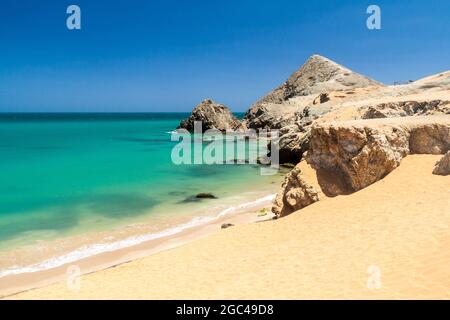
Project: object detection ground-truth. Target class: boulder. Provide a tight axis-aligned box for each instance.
[181,193,218,203]
[221,223,234,229]
[177,99,246,132]
[432,151,450,176]
[195,193,217,199]
[306,116,450,196]
[272,164,320,217]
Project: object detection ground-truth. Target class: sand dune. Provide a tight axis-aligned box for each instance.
[8,155,450,299]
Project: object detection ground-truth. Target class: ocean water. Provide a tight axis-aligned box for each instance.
[0,113,283,275]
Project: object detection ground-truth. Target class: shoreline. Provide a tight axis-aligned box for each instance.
[0,192,276,298]
[7,155,450,299]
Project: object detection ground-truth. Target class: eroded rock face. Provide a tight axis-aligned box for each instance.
[306,116,450,195]
[243,105,295,130]
[271,106,320,164]
[433,151,450,176]
[313,93,330,105]
[272,164,320,217]
[274,129,310,164]
[272,116,450,218]
[409,124,450,154]
[177,99,246,132]
[362,100,450,119]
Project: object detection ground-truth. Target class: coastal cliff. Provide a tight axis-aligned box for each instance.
[177,55,450,217]
[273,116,450,217]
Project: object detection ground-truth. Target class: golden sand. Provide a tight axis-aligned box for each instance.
[8,155,450,299]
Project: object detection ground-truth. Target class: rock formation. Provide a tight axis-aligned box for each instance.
[272,164,320,217]
[195,193,218,199]
[432,151,450,176]
[306,116,450,196]
[177,99,246,132]
[362,100,450,119]
[244,54,382,130]
[273,116,449,217]
[242,55,383,164]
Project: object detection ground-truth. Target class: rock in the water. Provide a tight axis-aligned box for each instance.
[181,193,218,202]
[195,193,217,199]
[306,116,450,196]
[177,99,246,132]
[362,100,450,119]
[433,151,450,176]
[221,223,234,229]
[272,164,320,217]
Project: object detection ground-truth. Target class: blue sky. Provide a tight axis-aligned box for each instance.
[0,0,449,112]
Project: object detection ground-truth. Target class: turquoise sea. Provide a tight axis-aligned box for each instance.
[0,113,282,275]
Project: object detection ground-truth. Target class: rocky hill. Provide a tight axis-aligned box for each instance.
[177,99,246,133]
[177,55,449,167]
[243,54,383,130]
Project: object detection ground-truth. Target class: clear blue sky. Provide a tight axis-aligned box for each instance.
[0,0,449,112]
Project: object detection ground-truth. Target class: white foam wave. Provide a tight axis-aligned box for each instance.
[0,194,275,278]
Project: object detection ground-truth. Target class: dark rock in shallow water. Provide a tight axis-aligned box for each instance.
[221,223,234,229]
[180,193,218,203]
[195,193,218,199]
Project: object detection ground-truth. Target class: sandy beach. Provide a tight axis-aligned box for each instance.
[7,154,450,299]
[0,191,278,298]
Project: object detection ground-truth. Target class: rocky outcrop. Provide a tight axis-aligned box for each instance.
[272,116,449,218]
[243,105,295,130]
[306,116,450,196]
[177,99,246,132]
[362,100,450,119]
[272,164,320,217]
[274,127,310,164]
[244,54,382,129]
[432,151,450,176]
[276,105,327,162]
[313,93,330,105]
[248,54,380,110]
[243,54,383,164]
